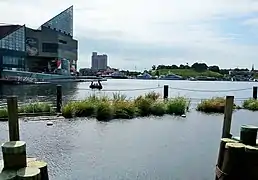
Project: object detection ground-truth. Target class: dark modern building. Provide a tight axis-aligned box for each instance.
[0,6,78,76]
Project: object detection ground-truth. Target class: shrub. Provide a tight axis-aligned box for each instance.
[19,102,53,113]
[113,93,127,102]
[0,109,8,118]
[243,99,258,111]
[134,96,153,116]
[197,97,225,113]
[145,91,160,101]
[113,101,137,119]
[166,97,189,115]
[62,102,74,118]
[151,102,166,116]
[96,102,113,121]
[74,101,95,117]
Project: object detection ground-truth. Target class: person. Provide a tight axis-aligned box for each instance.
[98,80,102,86]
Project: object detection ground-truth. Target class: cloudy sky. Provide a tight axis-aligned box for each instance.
[1,0,258,70]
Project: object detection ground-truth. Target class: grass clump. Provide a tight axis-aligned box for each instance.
[145,91,160,101]
[62,93,189,121]
[62,102,74,118]
[113,100,137,119]
[19,102,54,113]
[0,109,8,118]
[243,98,258,111]
[166,97,189,115]
[74,101,95,117]
[197,97,225,113]
[96,101,113,121]
[134,96,153,116]
[150,102,166,116]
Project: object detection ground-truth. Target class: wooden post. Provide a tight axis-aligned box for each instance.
[220,143,246,180]
[16,167,41,179]
[2,141,27,170]
[240,125,258,146]
[56,85,62,113]
[7,96,20,141]
[216,138,238,169]
[215,138,238,180]
[245,145,258,179]
[253,86,257,100]
[163,85,168,100]
[222,96,234,138]
[28,160,49,180]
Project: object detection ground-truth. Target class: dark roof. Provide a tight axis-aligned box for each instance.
[0,25,22,39]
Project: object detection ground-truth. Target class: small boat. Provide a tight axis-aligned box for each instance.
[89,81,102,90]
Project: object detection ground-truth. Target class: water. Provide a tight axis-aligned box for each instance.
[0,79,257,179]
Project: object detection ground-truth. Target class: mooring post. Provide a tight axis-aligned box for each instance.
[220,143,246,180]
[253,86,257,100]
[56,85,62,113]
[222,96,234,138]
[163,85,169,100]
[7,96,20,141]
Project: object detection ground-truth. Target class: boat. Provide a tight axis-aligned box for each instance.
[136,73,156,79]
[89,81,102,90]
[110,72,128,79]
[159,74,184,80]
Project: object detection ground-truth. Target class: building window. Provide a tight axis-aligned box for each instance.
[42,43,58,53]
[0,26,25,51]
[2,56,24,66]
[41,6,73,36]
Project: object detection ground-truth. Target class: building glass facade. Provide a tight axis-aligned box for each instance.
[42,6,73,36]
[0,26,25,51]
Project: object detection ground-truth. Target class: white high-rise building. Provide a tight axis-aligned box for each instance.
[91,52,108,70]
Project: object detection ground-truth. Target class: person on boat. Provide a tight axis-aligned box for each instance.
[97,80,102,86]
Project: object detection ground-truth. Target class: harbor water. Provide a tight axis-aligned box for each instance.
[0,79,257,179]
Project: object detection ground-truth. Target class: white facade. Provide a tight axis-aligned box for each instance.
[91,52,108,70]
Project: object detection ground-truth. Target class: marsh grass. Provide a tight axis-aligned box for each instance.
[0,102,54,118]
[243,98,258,111]
[166,97,189,115]
[62,93,189,121]
[197,97,225,113]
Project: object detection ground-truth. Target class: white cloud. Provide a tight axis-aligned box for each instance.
[1,0,258,70]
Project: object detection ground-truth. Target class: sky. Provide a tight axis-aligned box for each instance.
[1,0,258,71]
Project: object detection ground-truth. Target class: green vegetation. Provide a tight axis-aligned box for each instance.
[153,69,223,78]
[62,92,189,121]
[196,97,242,113]
[0,102,54,118]
[197,97,226,113]
[243,99,258,111]
[167,97,190,115]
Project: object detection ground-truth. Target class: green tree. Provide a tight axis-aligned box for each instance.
[152,65,156,70]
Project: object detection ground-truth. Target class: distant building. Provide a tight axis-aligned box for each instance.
[79,68,97,76]
[91,52,107,70]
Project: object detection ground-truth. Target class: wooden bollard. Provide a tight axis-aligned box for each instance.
[0,170,17,180]
[27,160,49,180]
[244,145,258,180]
[253,86,257,100]
[216,138,238,172]
[2,141,27,170]
[240,125,258,146]
[7,96,19,141]
[163,85,168,100]
[16,167,41,180]
[222,96,234,138]
[220,143,246,180]
[56,85,62,113]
